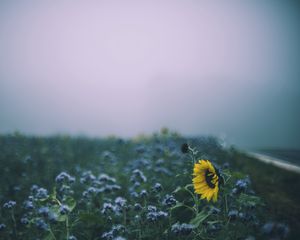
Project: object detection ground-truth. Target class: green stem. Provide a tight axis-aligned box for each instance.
[11,210,17,239]
[183,185,200,214]
[139,218,143,240]
[187,146,201,215]
[225,194,228,214]
[53,196,68,239]
[184,204,198,215]
[123,211,127,226]
[189,154,195,165]
[66,215,70,239]
[48,226,57,240]
[70,219,80,228]
[55,198,62,206]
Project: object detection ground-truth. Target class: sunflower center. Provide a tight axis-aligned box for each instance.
[205,170,216,189]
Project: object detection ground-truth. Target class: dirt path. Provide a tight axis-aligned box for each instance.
[247,152,300,174]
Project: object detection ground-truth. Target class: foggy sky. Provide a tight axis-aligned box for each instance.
[0,0,299,149]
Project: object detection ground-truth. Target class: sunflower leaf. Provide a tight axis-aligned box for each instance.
[189,210,211,227]
[170,202,184,210]
[184,184,194,190]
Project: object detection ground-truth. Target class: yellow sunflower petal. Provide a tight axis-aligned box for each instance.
[192,159,219,203]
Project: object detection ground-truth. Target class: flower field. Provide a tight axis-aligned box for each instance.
[0,132,298,240]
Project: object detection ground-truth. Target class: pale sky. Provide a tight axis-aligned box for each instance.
[0,0,299,148]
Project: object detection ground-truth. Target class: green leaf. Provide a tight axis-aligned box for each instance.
[170,202,185,211]
[36,197,50,203]
[49,187,57,200]
[237,193,263,207]
[64,196,76,212]
[172,206,195,223]
[43,233,56,240]
[189,210,211,227]
[173,186,183,193]
[184,184,194,190]
[50,205,67,222]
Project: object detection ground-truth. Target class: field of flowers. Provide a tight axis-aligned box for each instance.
[0,131,296,240]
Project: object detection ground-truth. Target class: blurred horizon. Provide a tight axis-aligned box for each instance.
[1,0,300,149]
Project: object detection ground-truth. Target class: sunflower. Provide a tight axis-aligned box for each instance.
[192,159,220,202]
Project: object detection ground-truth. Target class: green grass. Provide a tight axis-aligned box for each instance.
[226,148,300,239]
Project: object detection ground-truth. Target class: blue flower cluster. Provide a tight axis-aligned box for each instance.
[171,222,195,235]
[101,224,127,240]
[55,171,76,184]
[146,205,168,223]
[261,222,289,239]
[0,135,290,239]
[3,200,16,209]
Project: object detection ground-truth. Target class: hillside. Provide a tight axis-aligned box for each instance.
[0,133,298,239]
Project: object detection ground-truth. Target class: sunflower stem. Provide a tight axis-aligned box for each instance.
[182,185,199,214]
[188,146,199,213]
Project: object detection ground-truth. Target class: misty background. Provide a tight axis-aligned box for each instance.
[0,0,299,149]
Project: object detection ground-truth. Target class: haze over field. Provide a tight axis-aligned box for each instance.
[0,0,299,149]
